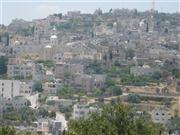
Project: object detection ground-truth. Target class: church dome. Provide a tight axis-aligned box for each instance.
[45,45,52,48]
[50,35,57,39]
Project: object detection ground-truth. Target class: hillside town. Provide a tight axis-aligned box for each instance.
[0,8,180,135]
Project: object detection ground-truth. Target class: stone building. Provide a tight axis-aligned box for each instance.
[55,63,84,79]
[7,58,34,79]
[0,80,20,99]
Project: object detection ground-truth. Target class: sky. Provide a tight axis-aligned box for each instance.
[0,0,179,25]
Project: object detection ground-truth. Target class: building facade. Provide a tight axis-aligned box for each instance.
[0,80,20,99]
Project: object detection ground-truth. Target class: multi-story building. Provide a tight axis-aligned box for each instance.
[73,102,89,119]
[49,120,62,135]
[0,80,20,99]
[43,81,63,94]
[32,63,46,81]
[33,119,62,135]
[0,96,28,112]
[33,119,49,134]
[55,62,84,79]
[33,19,51,44]
[7,58,34,79]
[20,82,32,95]
[73,101,101,119]
[109,44,126,63]
[72,74,106,91]
[0,33,9,46]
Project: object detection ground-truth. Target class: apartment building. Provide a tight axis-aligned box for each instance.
[7,58,34,79]
[0,80,20,99]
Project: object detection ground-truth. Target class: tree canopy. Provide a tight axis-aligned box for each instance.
[65,104,159,135]
[32,81,43,92]
[127,94,141,103]
[0,56,8,75]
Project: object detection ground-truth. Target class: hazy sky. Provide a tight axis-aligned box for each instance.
[0,0,179,25]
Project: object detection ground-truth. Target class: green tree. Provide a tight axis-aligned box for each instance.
[0,56,8,75]
[0,126,16,135]
[32,81,43,92]
[2,107,36,124]
[111,86,122,96]
[152,71,162,80]
[49,111,56,118]
[125,49,135,60]
[106,86,122,96]
[170,117,180,131]
[38,108,49,118]
[172,68,180,78]
[105,76,115,87]
[20,107,36,123]
[36,60,54,68]
[127,94,141,103]
[65,104,159,135]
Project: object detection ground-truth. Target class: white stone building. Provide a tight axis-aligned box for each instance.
[0,80,20,99]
